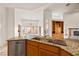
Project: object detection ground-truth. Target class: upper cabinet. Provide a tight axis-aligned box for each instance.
[52,21,64,40]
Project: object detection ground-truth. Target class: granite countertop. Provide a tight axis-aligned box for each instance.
[8,37,79,56]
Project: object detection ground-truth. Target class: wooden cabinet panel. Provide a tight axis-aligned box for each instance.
[27,40,39,56]
[39,43,59,54]
[52,21,64,40]
[27,44,38,56]
[8,40,72,56]
[27,40,38,47]
[60,49,72,56]
[39,49,58,56]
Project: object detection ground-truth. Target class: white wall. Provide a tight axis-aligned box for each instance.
[15,8,44,37]
[0,7,15,46]
[52,13,63,20]
[0,7,7,46]
[64,12,79,39]
[6,8,15,39]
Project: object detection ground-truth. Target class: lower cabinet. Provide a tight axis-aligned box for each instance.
[39,49,58,56]
[39,43,60,56]
[8,40,72,56]
[27,40,39,56]
[27,44,38,56]
[60,49,72,56]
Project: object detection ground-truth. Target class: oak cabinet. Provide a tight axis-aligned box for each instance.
[27,40,38,47]
[39,43,59,56]
[8,40,72,56]
[39,49,58,56]
[27,40,39,56]
[27,45,38,56]
[39,43,59,54]
[60,49,72,56]
[26,41,72,56]
[52,21,64,40]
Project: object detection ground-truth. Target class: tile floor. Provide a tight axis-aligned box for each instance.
[0,44,7,56]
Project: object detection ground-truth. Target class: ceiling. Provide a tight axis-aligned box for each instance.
[0,3,49,10]
[46,3,79,13]
[0,3,79,13]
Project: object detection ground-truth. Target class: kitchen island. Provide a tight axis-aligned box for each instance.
[7,37,79,56]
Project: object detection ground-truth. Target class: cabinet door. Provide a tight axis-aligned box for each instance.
[39,49,58,56]
[27,44,38,56]
[52,21,64,40]
[39,43,59,54]
[8,41,25,56]
[60,49,72,56]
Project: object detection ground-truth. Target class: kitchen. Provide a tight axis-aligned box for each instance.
[0,3,79,56]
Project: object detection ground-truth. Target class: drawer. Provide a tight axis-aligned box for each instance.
[39,48,59,56]
[39,43,59,54]
[27,40,38,47]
